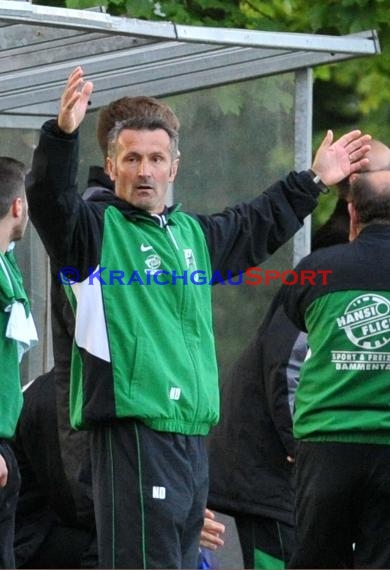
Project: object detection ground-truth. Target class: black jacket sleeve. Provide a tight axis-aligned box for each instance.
[26,120,103,275]
[282,247,335,332]
[193,171,321,277]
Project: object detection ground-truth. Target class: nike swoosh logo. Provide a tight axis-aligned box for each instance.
[140,244,153,252]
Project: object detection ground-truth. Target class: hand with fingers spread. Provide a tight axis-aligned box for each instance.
[58,66,94,134]
[311,129,371,187]
[199,508,225,550]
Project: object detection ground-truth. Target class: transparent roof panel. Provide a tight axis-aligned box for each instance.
[0,1,380,119]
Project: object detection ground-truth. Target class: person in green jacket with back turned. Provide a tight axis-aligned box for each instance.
[0,156,37,569]
[26,66,370,569]
[284,164,390,569]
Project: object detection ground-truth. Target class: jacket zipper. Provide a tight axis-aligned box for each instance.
[152,212,200,420]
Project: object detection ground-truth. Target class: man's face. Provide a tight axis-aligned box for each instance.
[107,128,179,214]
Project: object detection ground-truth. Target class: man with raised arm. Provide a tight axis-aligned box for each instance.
[0,157,37,569]
[26,66,370,569]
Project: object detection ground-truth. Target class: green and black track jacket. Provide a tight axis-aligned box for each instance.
[284,224,390,444]
[27,119,321,435]
[0,249,30,438]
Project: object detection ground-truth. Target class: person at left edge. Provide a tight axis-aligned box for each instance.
[0,156,37,569]
[26,66,370,569]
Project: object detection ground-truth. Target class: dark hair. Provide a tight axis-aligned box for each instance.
[107,116,179,159]
[312,198,350,251]
[0,157,26,220]
[97,96,180,158]
[350,171,390,225]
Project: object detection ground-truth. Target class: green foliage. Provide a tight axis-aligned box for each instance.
[64,0,389,119]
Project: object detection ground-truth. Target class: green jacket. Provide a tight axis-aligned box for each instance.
[0,248,30,438]
[284,225,390,444]
[67,206,218,434]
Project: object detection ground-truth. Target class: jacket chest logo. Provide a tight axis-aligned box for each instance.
[139,243,198,276]
[145,254,162,271]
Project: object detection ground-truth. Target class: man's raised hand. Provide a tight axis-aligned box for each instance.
[58,66,93,134]
[312,129,371,187]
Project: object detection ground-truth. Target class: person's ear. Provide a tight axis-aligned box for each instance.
[103,156,110,175]
[348,201,359,241]
[11,197,23,219]
[106,157,116,182]
[169,157,179,182]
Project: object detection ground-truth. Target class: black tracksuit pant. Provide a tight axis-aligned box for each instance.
[236,513,295,569]
[90,419,208,569]
[289,441,390,569]
[0,441,20,569]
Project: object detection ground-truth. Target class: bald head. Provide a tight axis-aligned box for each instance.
[363,139,390,172]
[338,138,390,199]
